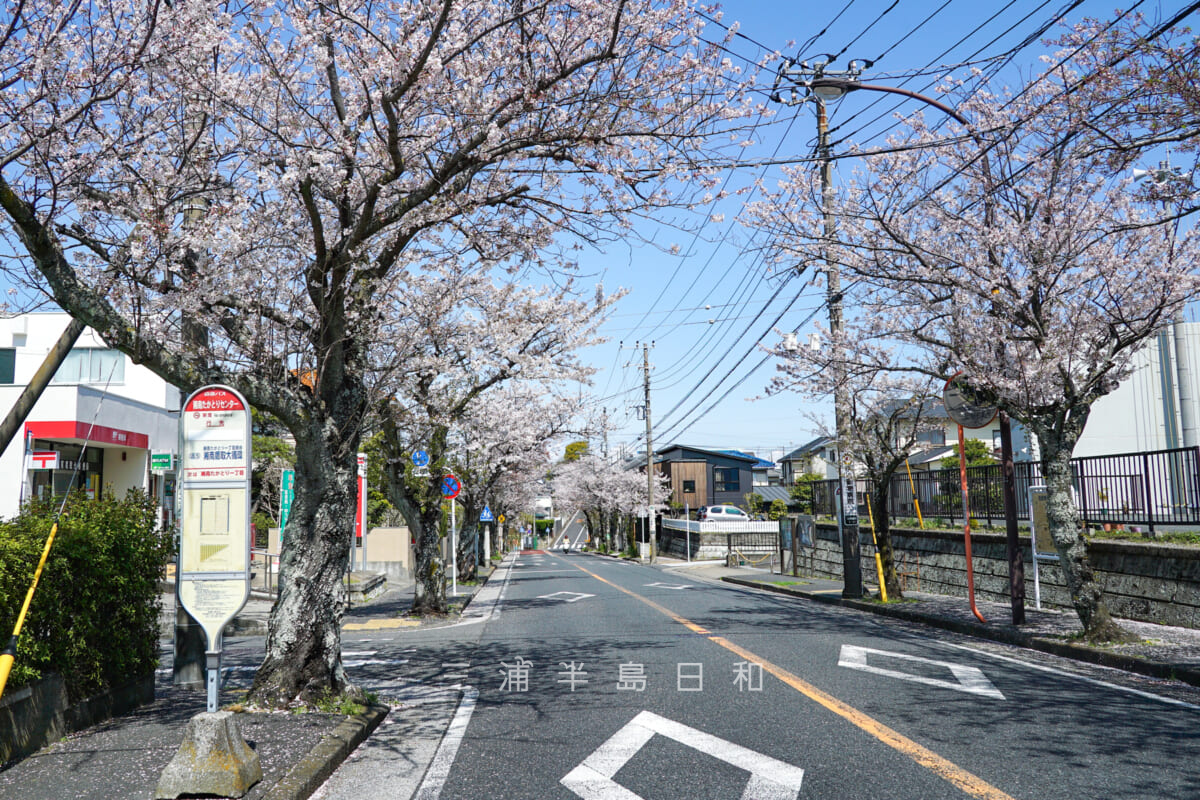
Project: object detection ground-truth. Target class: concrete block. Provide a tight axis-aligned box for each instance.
[154,711,262,799]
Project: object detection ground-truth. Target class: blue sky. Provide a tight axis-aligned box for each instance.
[579,0,1195,464]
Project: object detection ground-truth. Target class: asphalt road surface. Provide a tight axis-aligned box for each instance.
[316,551,1200,799]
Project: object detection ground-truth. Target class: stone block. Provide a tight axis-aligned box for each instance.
[155,711,262,799]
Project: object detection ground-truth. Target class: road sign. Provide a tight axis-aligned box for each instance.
[178,384,252,713]
[150,452,174,472]
[412,449,430,467]
[181,386,249,482]
[480,506,495,522]
[498,514,506,524]
[29,451,58,470]
[441,473,461,499]
[279,468,295,530]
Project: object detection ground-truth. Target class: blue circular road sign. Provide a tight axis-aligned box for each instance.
[412,450,430,467]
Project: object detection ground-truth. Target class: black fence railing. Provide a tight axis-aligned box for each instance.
[788,446,1200,534]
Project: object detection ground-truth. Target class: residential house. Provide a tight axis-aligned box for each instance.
[720,450,780,487]
[653,444,757,512]
[780,436,837,484]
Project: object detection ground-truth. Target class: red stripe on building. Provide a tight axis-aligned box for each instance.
[24,421,150,450]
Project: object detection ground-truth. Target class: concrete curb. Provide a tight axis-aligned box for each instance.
[259,704,389,800]
[720,576,1200,689]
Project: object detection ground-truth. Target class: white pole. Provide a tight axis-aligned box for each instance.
[685,502,691,562]
[451,499,457,597]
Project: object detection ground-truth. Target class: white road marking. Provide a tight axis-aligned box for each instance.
[644,582,691,590]
[343,651,377,657]
[560,710,804,800]
[412,685,479,800]
[537,591,596,603]
[838,645,1004,699]
[936,641,1200,710]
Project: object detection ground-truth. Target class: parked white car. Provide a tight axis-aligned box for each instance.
[697,505,749,522]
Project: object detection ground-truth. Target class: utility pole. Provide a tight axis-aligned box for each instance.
[775,59,864,597]
[601,407,609,460]
[174,92,213,689]
[643,343,655,563]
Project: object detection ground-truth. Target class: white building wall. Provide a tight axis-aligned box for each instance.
[0,313,180,522]
[1076,323,1200,457]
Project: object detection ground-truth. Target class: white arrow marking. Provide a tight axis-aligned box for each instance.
[644,582,690,590]
[537,591,595,603]
[838,645,1004,699]
[561,710,804,800]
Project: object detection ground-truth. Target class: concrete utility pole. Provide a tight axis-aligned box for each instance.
[775,59,864,598]
[774,59,1030,618]
[643,342,655,563]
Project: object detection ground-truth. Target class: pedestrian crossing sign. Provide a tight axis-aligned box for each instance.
[480,506,495,522]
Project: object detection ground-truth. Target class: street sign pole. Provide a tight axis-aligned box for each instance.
[177,385,252,713]
[450,499,457,597]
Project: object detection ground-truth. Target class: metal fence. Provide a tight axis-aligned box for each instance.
[788,445,1200,534]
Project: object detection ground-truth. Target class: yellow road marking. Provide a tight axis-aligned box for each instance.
[344,618,421,630]
[571,562,1018,800]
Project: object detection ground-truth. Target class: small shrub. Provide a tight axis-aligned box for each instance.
[0,491,171,701]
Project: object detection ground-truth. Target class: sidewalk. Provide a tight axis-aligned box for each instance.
[0,568,492,800]
[664,557,1200,688]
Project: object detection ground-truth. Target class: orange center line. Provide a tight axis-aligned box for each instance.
[569,560,1018,800]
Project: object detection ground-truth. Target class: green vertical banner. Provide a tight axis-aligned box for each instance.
[280,468,295,531]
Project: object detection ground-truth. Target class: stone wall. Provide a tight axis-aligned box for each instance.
[801,523,1200,629]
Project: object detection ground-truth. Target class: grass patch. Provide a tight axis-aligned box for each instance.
[1087,529,1200,546]
[311,690,368,716]
[771,580,811,586]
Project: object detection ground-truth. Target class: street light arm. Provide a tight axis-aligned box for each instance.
[850,83,970,127]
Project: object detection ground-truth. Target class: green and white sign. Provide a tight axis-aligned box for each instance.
[280,468,295,530]
[150,452,174,472]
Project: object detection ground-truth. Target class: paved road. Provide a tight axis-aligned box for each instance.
[314,551,1200,799]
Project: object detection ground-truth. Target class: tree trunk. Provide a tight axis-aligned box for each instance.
[457,516,479,582]
[250,417,361,706]
[1040,428,1133,642]
[870,486,903,600]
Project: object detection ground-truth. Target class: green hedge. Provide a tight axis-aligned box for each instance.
[0,491,171,701]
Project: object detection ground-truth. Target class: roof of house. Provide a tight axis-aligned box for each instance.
[749,486,794,505]
[781,436,835,462]
[719,450,777,470]
[654,444,759,464]
[906,445,958,465]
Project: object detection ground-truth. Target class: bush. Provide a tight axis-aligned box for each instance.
[0,491,172,701]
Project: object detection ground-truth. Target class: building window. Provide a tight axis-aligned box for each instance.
[917,429,946,446]
[682,480,696,493]
[993,430,1003,450]
[713,467,739,493]
[53,348,125,385]
[0,348,13,384]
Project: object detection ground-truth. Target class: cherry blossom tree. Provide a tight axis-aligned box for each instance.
[1054,11,1200,189]
[552,451,668,552]
[451,387,578,579]
[374,265,617,612]
[758,329,941,598]
[750,75,1200,640]
[0,0,752,704]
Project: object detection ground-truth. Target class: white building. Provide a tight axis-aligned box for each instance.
[1076,321,1200,456]
[0,313,180,523]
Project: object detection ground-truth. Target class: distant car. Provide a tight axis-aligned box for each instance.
[698,505,750,522]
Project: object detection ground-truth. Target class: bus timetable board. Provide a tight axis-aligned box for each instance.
[177,386,252,710]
